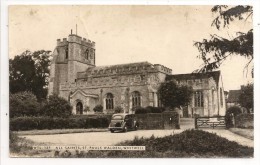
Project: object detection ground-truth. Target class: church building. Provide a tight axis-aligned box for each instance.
[48,33,226,117]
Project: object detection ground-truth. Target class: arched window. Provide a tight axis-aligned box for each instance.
[132,91,141,107]
[106,93,114,109]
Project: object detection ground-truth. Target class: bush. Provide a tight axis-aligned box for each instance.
[9,131,33,154]
[84,106,90,113]
[146,106,165,113]
[235,113,254,128]
[9,91,40,118]
[134,106,165,114]
[114,106,124,113]
[134,107,147,114]
[225,106,242,128]
[93,105,103,113]
[10,116,110,131]
[42,95,72,118]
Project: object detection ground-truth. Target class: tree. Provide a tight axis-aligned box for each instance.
[114,106,124,113]
[93,105,103,113]
[194,6,253,76]
[239,83,253,113]
[42,95,72,118]
[158,80,193,109]
[9,91,40,118]
[9,50,52,101]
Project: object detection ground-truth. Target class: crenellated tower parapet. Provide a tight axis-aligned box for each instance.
[154,64,172,75]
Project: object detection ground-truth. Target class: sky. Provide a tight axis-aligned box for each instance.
[9,5,253,91]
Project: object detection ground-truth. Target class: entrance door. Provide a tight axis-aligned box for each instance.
[76,102,83,114]
[183,106,189,118]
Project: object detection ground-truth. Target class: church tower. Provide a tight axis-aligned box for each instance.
[48,33,96,96]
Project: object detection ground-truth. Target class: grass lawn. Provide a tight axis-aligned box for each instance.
[229,128,254,140]
[58,129,253,158]
[15,128,108,136]
[10,132,52,157]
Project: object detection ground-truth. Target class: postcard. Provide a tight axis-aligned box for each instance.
[8,5,254,158]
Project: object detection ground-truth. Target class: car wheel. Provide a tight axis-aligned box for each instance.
[110,130,114,133]
[123,126,128,132]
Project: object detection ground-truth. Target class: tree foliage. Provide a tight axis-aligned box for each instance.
[42,95,72,118]
[93,104,103,113]
[158,80,193,109]
[9,91,40,118]
[225,106,242,128]
[114,106,124,113]
[239,83,253,113]
[194,5,253,76]
[9,50,52,101]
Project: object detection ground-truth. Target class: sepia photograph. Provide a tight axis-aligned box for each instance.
[8,5,254,158]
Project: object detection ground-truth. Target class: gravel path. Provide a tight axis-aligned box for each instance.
[180,118,254,147]
[202,129,254,147]
[20,129,182,146]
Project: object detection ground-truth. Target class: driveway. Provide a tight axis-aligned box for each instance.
[202,129,254,147]
[20,118,254,148]
[20,129,182,146]
[21,128,253,148]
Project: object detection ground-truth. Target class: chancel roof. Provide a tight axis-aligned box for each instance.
[166,71,221,84]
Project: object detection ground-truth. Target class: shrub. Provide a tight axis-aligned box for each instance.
[9,131,33,153]
[10,116,110,131]
[114,106,124,113]
[9,91,40,118]
[84,106,90,113]
[93,105,103,113]
[235,113,254,128]
[42,94,72,118]
[225,106,242,128]
[146,106,165,113]
[135,106,165,114]
[134,107,147,114]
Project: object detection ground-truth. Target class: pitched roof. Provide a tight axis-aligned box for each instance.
[227,90,241,103]
[166,71,221,83]
[77,61,171,79]
[70,89,99,98]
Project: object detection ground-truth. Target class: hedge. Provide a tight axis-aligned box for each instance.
[135,111,180,129]
[225,106,242,128]
[235,113,254,129]
[10,116,110,131]
[135,106,165,114]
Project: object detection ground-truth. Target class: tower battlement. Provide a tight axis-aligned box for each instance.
[154,64,172,74]
[56,34,95,48]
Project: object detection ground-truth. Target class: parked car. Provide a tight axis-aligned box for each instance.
[108,113,139,133]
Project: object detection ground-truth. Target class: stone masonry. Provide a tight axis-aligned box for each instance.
[48,33,226,117]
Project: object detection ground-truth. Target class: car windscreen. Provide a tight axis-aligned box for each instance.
[112,115,123,120]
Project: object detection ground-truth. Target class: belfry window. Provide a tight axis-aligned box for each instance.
[85,49,89,60]
[65,48,68,59]
[105,93,114,110]
[132,91,141,107]
[194,91,204,107]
